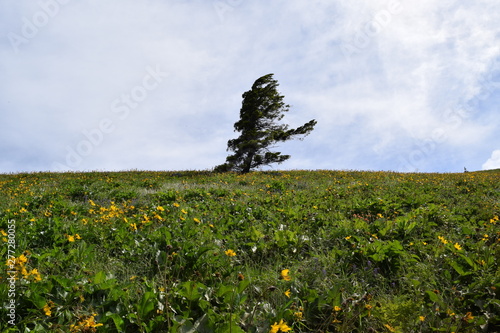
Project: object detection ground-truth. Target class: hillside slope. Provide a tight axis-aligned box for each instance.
[1,170,499,332]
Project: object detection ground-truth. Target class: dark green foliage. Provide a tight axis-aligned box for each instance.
[1,170,498,332]
[216,74,316,173]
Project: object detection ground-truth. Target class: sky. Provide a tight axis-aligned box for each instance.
[1,0,499,174]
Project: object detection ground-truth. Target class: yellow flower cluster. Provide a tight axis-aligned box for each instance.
[438,236,462,250]
[438,236,449,245]
[43,301,54,316]
[70,313,103,332]
[5,252,42,282]
[88,200,137,224]
[269,319,291,333]
[1,229,7,242]
[66,234,81,242]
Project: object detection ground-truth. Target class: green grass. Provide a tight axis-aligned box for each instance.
[1,170,499,332]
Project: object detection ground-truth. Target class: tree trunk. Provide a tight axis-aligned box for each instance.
[242,153,254,173]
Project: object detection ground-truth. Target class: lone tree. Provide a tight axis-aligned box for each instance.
[215,74,317,173]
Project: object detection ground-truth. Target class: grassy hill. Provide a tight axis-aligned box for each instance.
[478,168,500,173]
[1,170,499,332]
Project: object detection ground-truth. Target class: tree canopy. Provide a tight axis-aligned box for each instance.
[215,74,316,173]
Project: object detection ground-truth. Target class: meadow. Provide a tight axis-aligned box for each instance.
[0,169,499,332]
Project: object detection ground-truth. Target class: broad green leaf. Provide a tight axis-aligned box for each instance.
[459,254,476,270]
[137,291,156,319]
[28,292,47,309]
[426,290,439,303]
[237,279,250,294]
[216,284,234,298]
[93,271,106,284]
[449,261,465,276]
[216,323,246,333]
[105,312,125,331]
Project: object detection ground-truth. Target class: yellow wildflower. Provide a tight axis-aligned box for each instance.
[225,249,236,257]
[0,229,7,236]
[157,206,165,211]
[365,304,373,316]
[75,234,81,240]
[463,312,474,321]
[419,316,425,321]
[280,269,292,281]
[18,254,28,264]
[334,306,342,312]
[193,218,201,223]
[453,243,462,251]
[384,324,396,332]
[269,319,291,333]
[173,202,180,207]
[43,302,53,316]
[438,236,449,244]
[181,209,188,214]
[30,268,42,282]
[284,289,291,298]
[70,314,103,332]
[67,235,75,242]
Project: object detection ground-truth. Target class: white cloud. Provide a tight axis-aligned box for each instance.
[1,0,499,173]
[482,150,500,170]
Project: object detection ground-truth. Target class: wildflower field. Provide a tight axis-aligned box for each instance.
[1,170,499,332]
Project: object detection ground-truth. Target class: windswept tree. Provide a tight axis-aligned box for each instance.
[215,74,317,173]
